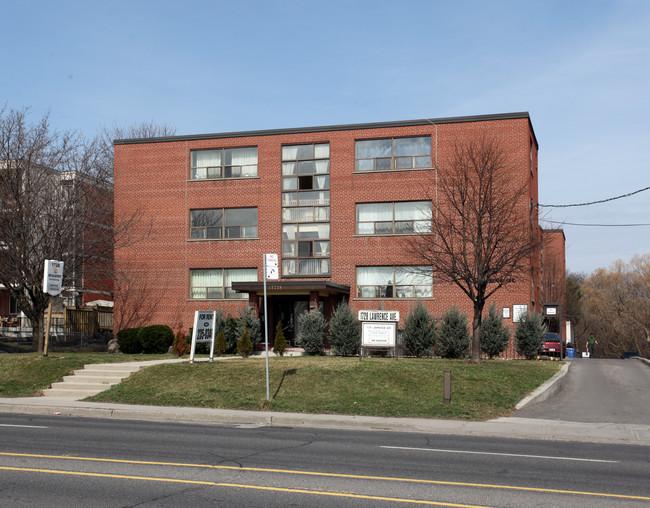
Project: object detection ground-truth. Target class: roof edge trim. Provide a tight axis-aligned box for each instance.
[114,112,534,146]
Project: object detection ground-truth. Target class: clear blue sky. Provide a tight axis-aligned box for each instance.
[3,0,649,275]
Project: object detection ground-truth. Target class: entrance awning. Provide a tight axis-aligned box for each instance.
[231,281,350,296]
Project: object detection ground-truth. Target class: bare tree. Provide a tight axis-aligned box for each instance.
[581,255,650,357]
[406,136,542,363]
[97,120,176,179]
[0,106,113,351]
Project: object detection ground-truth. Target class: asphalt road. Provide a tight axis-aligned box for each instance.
[0,413,648,507]
[516,358,650,424]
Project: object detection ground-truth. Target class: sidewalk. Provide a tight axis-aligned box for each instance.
[1,359,649,446]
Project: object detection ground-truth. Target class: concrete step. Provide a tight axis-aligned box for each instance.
[61,375,125,385]
[42,362,146,399]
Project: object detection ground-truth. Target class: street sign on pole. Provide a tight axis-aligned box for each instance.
[262,254,278,400]
[42,260,64,357]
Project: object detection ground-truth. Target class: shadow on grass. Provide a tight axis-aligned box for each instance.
[273,368,297,400]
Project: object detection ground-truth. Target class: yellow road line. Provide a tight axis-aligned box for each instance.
[0,466,487,507]
[0,452,648,501]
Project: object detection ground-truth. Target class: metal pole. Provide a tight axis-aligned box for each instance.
[263,255,270,401]
[43,296,53,357]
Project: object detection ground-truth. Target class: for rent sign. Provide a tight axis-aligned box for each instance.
[189,310,217,363]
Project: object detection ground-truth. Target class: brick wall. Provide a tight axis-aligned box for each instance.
[114,114,547,355]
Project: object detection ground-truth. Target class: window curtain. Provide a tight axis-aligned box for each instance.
[225,268,257,285]
[357,266,394,285]
[191,150,222,168]
[226,147,257,165]
[393,136,431,156]
[357,203,392,222]
[395,201,430,221]
[190,269,222,288]
[395,266,432,285]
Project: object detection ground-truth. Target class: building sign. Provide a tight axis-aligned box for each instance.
[513,304,528,323]
[358,310,400,322]
[189,310,216,363]
[43,260,64,296]
[361,322,397,347]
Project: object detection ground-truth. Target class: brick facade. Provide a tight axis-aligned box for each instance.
[114,112,559,356]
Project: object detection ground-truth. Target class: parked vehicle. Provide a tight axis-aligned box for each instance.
[542,332,564,357]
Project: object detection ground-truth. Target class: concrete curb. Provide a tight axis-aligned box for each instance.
[633,356,650,367]
[515,362,570,410]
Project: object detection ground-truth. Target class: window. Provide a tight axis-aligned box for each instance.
[356,266,433,298]
[356,201,431,235]
[9,296,18,315]
[282,143,330,276]
[190,147,258,179]
[190,268,257,299]
[355,136,431,171]
[190,208,257,239]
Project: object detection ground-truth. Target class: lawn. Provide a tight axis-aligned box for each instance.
[86,356,561,420]
[0,353,172,397]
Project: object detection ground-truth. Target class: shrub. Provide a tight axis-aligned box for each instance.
[515,311,546,359]
[214,329,228,356]
[239,306,262,345]
[273,320,287,356]
[437,307,471,359]
[402,302,436,357]
[296,310,326,355]
[116,327,142,354]
[172,326,189,358]
[224,315,244,354]
[328,303,360,356]
[140,325,174,354]
[237,325,254,358]
[480,305,511,359]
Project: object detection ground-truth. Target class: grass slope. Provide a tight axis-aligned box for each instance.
[87,356,561,420]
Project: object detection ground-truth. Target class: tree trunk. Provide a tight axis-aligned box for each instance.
[471,302,484,364]
[32,317,44,353]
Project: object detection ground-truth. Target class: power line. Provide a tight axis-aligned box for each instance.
[538,185,650,208]
[544,220,650,227]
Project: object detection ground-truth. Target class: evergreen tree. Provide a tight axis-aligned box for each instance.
[515,311,546,359]
[480,304,511,358]
[437,307,471,358]
[237,325,254,358]
[224,315,243,354]
[239,306,262,345]
[214,329,228,356]
[328,302,360,356]
[273,320,287,356]
[402,302,436,357]
[296,310,326,355]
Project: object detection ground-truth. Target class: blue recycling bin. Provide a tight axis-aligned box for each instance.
[566,348,575,358]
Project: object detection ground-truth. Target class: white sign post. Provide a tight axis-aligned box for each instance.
[263,254,279,400]
[42,260,64,357]
[189,310,216,364]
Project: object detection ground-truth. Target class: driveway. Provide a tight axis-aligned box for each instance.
[516,358,650,424]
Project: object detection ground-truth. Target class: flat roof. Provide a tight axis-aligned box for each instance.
[114,111,537,148]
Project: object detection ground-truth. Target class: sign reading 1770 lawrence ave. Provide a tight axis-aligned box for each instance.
[358,310,400,322]
[358,310,400,351]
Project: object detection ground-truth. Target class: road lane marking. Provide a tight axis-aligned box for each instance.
[0,452,647,501]
[381,446,619,463]
[0,466,489,507]
[0,424,48,429]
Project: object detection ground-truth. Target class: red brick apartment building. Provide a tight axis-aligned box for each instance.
[114,112,565,354]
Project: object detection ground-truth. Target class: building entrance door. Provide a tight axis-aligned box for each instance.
[272,296,323,347]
